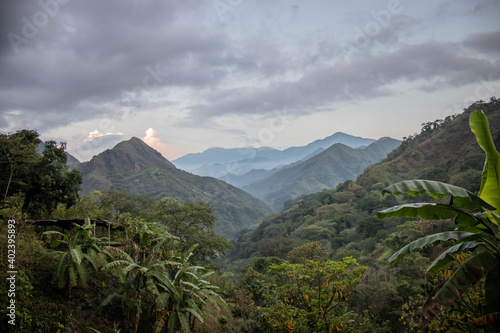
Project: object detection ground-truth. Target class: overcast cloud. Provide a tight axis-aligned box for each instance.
[1,0,499,161]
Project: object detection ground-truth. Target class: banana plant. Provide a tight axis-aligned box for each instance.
[43,217,114,299]
[102,234,179,333]
[153,245,225,333]
[103,243,224,333]
[377,110,500,323]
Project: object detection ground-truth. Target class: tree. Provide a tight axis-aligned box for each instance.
[0,130,82,218]
[98,187,156,222]
[1,130,40,211]
[287,241,329,264]
[378,110,500,328]
[260,257,368,332]
[150,198,233,264]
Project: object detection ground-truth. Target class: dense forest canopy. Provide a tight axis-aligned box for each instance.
[1,99,500,332]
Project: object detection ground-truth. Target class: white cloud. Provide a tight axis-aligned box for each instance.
[141,128,184,160]
[84,130,124,142]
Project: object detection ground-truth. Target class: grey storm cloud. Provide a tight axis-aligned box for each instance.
[0,0,297,132]
[0,0,232,127]
[188,33,500,120]
[0,0,499,133]
[462,30,500,56]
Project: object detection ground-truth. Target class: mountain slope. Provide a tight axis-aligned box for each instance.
[357,100,500,189]
[225,99,500,269]
[77,137,272,239]
[244,137,401,210]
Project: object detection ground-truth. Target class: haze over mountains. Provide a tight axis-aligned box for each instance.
[172,132,401,210]
[244,137,401,210]
[172,132,377,177]
[71,131,401,238]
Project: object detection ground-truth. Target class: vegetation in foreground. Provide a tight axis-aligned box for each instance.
[1,99,499,332]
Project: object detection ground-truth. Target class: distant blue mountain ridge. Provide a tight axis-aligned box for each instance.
[172,132,376,177]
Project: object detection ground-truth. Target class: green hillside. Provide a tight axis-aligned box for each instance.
[77,137,272,239]
[244,137,401,210]
[357,101,500,189]
[227,100,500,265]
[221,100,500,330]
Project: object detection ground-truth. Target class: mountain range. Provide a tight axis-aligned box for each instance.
[172,133,400,210]
[244,137,401,210]
[224,99,500,271]
[172,132,376,178]
[75,137,272,239]
[72,131,401,238]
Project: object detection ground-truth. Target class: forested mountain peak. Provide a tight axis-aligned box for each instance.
[91,136,177,172]
[76,137,272,239]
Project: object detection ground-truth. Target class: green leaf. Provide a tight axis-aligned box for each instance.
[377,203,477,225]
[470,110,500,224]
[168,313,178,333]
[69,265,77,287]
[185,306,204,323]
[150,270,180,299]
[56,253,69,288]
[102,260,132,270]
[178,312,191,333]
[388,231,476,263]
[43,230,69,241]
[436,251,498,306]
[70,247,83,265]
[426,241,483,273]
[100,293,120,307]
[107,246,134,262]
[181,281,200,290]
[84,216,92,227]
[382,179,494,210]
[146,277,164,310]
[123,263,140,275]
[483,263,500,315]
[82,253,98,271]
[49,240,67,248]
[77,262,88,288]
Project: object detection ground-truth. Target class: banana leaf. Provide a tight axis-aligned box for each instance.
[426,241,483,273]
[435,251,498,307]
[470,110,500,226]
[377,202,477,225]
[382,179,494,211]
[388,231,476,263]
[482,263,500,316]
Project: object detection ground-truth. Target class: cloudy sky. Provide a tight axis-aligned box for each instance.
[1,0,499,162]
